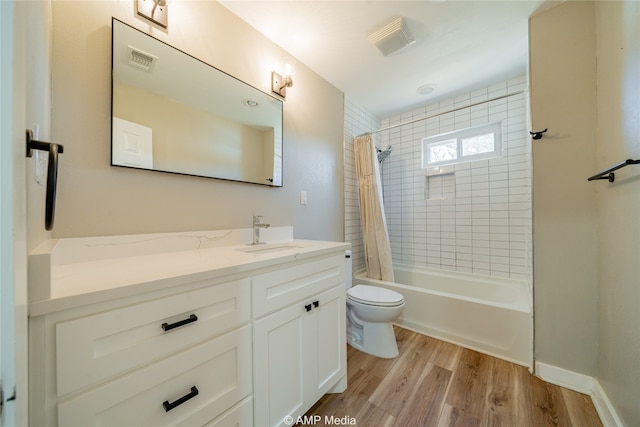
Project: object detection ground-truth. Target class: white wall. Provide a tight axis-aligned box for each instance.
[26,0,52,250]
[531,3,640,424]
[530,0,600,379]
[48,0,344,241]
[595,2,640,425]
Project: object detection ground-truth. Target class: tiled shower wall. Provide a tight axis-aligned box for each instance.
[345,76,532,280]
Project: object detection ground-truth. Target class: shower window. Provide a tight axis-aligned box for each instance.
[422,121,502,167]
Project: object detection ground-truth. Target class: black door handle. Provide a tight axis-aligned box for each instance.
[305,304,312,312]
[313,300,319,308]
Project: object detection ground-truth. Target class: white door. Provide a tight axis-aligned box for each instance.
[1,1,29,425]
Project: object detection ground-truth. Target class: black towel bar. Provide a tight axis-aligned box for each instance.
[587,159,640,183]
[26,129,64,230]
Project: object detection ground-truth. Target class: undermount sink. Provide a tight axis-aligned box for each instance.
[235,243,308,254]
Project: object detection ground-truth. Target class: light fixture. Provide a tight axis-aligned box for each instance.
[136,0,168,28]
[416,84,435,95]
[272,57,295,98]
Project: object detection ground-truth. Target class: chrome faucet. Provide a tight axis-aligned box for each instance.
[251,215,270,245]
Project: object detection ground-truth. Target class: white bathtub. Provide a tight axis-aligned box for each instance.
[355,264,533,367]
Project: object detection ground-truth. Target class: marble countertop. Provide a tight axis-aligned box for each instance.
[29,227,349,316]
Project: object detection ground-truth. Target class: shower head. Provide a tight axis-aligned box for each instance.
[377,146,392,163]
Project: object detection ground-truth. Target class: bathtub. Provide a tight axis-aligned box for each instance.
[355,264,533,367]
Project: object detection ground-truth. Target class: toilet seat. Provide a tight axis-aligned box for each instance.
[347,284,404,307]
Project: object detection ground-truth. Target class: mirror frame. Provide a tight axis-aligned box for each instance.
[111,18,284,187]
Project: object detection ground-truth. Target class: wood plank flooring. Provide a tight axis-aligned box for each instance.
[303,327,602,426]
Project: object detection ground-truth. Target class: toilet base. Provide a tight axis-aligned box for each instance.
[347,321,399,359]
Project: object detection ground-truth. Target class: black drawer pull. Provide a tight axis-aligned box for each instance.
[161,314,198,331]
[313,300,319,308]
[162,386,199,412]
[305,304,312,312]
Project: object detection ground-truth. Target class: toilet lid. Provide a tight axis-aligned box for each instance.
[347,284,404,307]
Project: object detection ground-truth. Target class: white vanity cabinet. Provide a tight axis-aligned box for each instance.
[28,232,349,427]
[253,254,347,427]
[29,276,254,427]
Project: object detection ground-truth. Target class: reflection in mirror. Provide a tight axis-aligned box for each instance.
[111,18,283,186]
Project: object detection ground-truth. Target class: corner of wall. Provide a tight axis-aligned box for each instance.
[535,362,624,427]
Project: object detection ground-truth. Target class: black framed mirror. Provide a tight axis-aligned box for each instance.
[111,18,283,186]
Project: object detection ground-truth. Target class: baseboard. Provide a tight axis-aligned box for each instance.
[535,362,624,427]
[535,362,594,394]
[590,380,625,427]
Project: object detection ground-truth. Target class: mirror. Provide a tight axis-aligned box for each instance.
[111,18,283,186]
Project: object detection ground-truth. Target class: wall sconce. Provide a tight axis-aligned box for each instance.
[272,57,295,98]
[137,0,168,28]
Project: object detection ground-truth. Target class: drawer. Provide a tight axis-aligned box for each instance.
[204,397,253,427]
[56,278,250,397]
[253,254,344,318]
[58,325,252,426]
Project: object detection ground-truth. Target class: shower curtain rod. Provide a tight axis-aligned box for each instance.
[356,90,525,138]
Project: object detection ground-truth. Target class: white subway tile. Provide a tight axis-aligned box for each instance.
[472,189,490,198]
[345,78,531,281]
[488,174,508,186]
[490,240,509,250]
[490,217,509,227]
[456,238,473,247]
[489,186,511,197]
[472,239,491,249]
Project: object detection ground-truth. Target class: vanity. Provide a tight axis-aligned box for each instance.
[28,227,349,426]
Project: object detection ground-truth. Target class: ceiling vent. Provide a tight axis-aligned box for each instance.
[127,45,158,72]
[368,16,416,56]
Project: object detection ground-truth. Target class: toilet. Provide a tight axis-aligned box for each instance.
[345,251,405,358]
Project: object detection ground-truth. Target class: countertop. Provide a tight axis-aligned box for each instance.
[29,227,349,316]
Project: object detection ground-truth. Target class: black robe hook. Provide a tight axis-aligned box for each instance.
[530,128,548,140]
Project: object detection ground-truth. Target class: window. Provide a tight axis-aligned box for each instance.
[422,122,502,167]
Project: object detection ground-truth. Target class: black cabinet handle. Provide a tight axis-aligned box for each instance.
[162,386,198,412]
[161,314,198,331]
[305,304,312,312]
[313,300,319,308]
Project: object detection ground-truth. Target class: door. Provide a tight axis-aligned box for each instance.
[1,1,30,425]
[306,286,346,403]
[254,304,307,427]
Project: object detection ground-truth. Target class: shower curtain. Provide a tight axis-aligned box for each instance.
[354,135,395,282]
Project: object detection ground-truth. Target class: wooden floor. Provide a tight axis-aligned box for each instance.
[303,327,602,426]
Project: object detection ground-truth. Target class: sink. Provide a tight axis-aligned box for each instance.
[235,243,308,255]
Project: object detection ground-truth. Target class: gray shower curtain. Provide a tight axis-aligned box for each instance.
[354,135,395,282]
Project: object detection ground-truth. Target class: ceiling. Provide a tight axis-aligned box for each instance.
[219,0,557,118]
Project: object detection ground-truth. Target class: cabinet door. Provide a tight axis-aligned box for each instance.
[254,302,310,427]
[305,285,346,404]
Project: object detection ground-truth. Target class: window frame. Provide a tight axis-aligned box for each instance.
[422,121,503,168]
